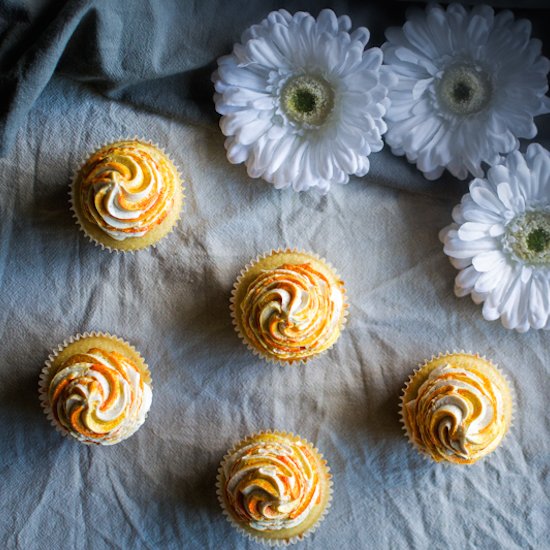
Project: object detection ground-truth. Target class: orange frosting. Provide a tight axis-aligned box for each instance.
[78,141,176,240]
[240,262,344,361]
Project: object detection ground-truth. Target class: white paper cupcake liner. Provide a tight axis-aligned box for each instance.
[230,248,349,366]
[39,331,152,445]
[399,350,514,466]
[216,430,333,546]
[69,137,185,253]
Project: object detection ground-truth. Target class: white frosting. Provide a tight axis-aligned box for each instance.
[80,144,175,241]
[49,348,152,445]
[240,262,344,360]
[406,363,506,462]
[223,437,321,531]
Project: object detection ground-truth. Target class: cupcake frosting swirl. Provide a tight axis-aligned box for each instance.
[48,347,152,445]
[78,141,176,240]
[222,435,322,531]
[405,363,508,464]
[240,263,344,361]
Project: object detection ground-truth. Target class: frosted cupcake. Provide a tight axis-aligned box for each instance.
[39,332,152,445]
[400,352,512,465]
[71,139,184,251]
[231,250,347,364]
[217,431,332,545]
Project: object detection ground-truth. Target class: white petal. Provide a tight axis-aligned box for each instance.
[382,1,550,180]
[317,9,339,34]
[461,197,503,224]
[245,38,288,69]
[474,268,504,294]
[496,182,515,211]
[217,64,266,90]
[412,77,433,100]
[455,265,479,292]
[351,27,370,47]
[481,300,501,321]
[470,187,503,214]
[225,138,249,164]
[472,250,505,272]
[451,257,473,270]
[500,274,529,330]
[236,118,271,146]
[264,135,296,177]
[457,222,492,241]
[529,277,550,329]
[489,224,505,237]
[220,108,261,136]
[444,230,496,259]
[214,8,402,191]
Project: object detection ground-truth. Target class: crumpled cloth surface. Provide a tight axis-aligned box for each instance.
[0,1,548,549]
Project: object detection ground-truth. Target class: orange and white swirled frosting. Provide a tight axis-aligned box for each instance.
[240,263,344,361]
[48,348,152,445]
[403,362,509,464]
[222,434,323,531]
[78,141,176,240]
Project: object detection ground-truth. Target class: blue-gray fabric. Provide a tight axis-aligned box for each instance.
[0,0,403,157]
[0,1,549,549]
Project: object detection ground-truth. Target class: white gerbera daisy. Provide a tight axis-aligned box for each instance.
[212,9,394,193]
[440,144,550,332]
[382,3,550,180]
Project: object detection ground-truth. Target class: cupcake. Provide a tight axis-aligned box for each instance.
[39,332,152,445]
[400,352,513,465]
[217,431,332,545]
[231,249,347,364]
[71,139,184,251]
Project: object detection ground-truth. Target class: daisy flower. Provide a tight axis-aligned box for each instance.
[382,2,550,180]
[440,144,550,332]
[212,9,394,193]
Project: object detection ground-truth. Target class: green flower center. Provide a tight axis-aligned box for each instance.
[280,75,334,127]
[527,228,550,253]
[437,64,492,116]
[291,89,316,114]
[506,211,550,265]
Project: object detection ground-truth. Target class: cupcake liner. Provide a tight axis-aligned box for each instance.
[230,248,349,366]
[39,331,152,445]
[399,350,514,466]
[216,430,333,546]
[70,137,185,253]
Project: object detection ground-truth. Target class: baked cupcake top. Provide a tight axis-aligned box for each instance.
[235,252,346,363]
[220,433,325,533]
[48,347,152,445]
[77,140,177,241]
[401,353,512,465]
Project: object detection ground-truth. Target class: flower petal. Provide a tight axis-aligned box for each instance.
[214,8,391,192]
[382,1,550,180]
[472,250,505,272]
